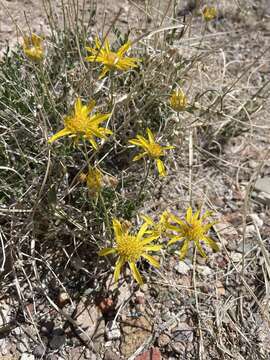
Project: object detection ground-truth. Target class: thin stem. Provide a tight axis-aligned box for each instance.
[137,160,151,202]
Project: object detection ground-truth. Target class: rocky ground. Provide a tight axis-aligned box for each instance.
[1,0,270,359]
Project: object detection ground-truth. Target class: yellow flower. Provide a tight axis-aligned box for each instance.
[98,219,162,285]
[86,167,103,196]
[202,6,217,22]
[48,98,112,149]
[167,207,219,259]
[129,128,174,177]
[85,37,140,78]
[141,211,171,237]
[23,34,44,62]
[170,89,187,112]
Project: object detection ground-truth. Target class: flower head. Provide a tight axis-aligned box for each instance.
[129,128,174,177]
[98,219,162,285]
[85,37,140,78]
[23,33,44,62]
[86,167,103,196]
[48,98,112,149]
[202,6,217,22]
[167,207,219,259]
[141,211,171,238]
[80,167,118,197]
[170,89,187,112]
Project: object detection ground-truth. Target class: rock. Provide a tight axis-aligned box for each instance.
[49,328,66,350]
[104,349,119,360]
[135,347,161,360]
[121,316,152,358]
[174,261,190,275]
[20,354,35,360]
[75,299,105,343]
[172,322,193,342]
[17,338,29,353]
[249,213,263,228]
[158,333,171,347]
[84,348,97,359]
[33,344,45,357]
[196,265,212,276]
[231,252,242,263]
[254,177,270,194]
[171,341,185,355]
[105,321,121,340]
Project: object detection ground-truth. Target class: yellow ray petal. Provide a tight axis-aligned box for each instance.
[129,262,143,285]
[156,159,166,176]
[143,244,162,251]
[146,128,155,144]
[142,254,160,268]
[179,239,190,260]
[186,207,193,223]
[98,248,117,256]
[117,41,131,56]
[114,257,125,282]
[48,127,72,143]
[132,152,147,162]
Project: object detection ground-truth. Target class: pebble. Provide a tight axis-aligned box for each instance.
[196,265,212,276]
[104,349,119,360]
[231,252,242,263]
[49,329,66,350]
[17,339,29,353]
[174,261,190,275]
[105,321,121,340]
[158,333,171,347]
[20,354,35,360]
[33,344,45,357]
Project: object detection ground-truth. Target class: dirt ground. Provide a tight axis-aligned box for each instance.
[1,0,270,360]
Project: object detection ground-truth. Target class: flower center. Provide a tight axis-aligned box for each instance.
[148,144,163,158]
[117,235,144,262]
[65,114,91,134]
[184,222,204,241]
[106,52,120,68]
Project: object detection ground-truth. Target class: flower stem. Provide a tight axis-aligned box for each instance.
[136,160,151,203]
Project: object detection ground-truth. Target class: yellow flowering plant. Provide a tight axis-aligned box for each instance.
[202,7,217,22]
[170,89,188,112]
[98,219,162,285]
[85,37,140,78]
[23,33,44,62]
[129,128,174,177]
[48,97,112,149]
[167,207,219,259]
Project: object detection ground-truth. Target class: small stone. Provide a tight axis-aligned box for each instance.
[33,344,45,357]
[20,354,35,360]
[135,290,145,304]
[105,321,121,340]
[49,328,66,350]
[104,349,119,360]
[171,341,185,354]
[174,261,190,275]
[231,252,242,263]
[17,339,29,353]
[172,322,193,342]
[249,213,263,228]
[254,177,270,194]
[158,333,171,347]
[196,265,212,276]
